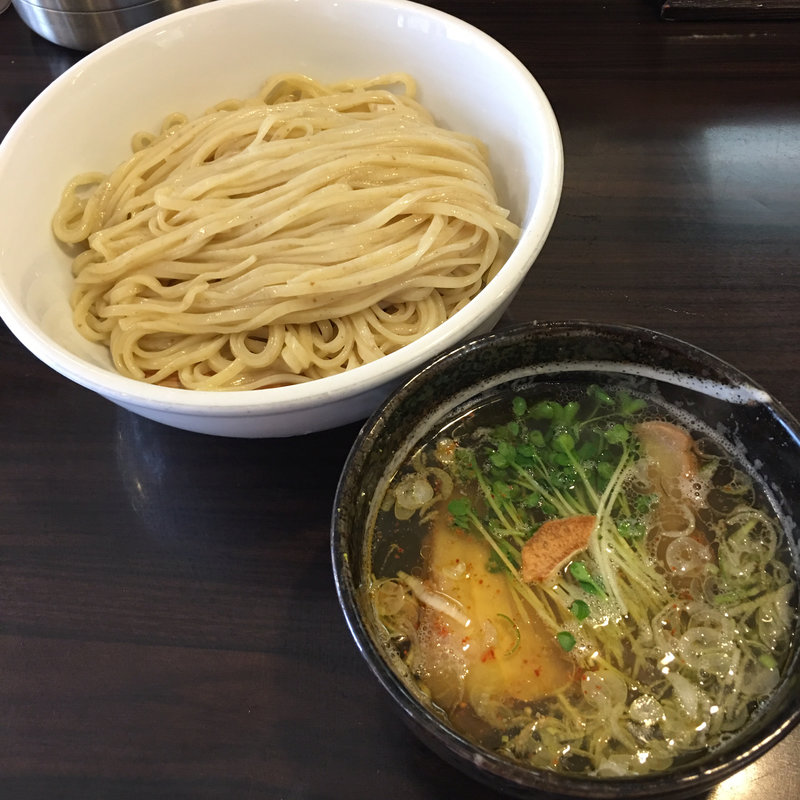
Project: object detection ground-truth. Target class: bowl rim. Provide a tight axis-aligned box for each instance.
[331,319,800,798]
[0,0,564,419]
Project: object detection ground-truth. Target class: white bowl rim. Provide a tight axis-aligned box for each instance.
[0,0,563,419]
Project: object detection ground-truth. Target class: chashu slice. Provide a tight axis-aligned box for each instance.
[635,420,698,503]
[412,517,573,713]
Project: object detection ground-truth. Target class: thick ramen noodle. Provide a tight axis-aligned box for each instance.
[368,385,797,777]
[52,73,520,390]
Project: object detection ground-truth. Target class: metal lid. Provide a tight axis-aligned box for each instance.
[12,0,209,50]
[14,0,198,16]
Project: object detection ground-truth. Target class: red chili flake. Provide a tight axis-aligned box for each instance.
[481,648,496,663]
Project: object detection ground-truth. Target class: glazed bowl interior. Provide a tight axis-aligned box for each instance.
[332,321,800,799]
[0,0,562,437]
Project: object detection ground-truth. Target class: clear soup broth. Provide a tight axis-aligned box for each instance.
[366,381,797,778]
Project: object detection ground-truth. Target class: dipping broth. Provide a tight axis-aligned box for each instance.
[366,382,798,778]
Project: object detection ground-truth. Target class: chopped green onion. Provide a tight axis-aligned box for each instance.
[759,653,778,670]
[497,613,521,655]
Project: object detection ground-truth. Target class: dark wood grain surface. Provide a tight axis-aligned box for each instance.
[1,2,799,798]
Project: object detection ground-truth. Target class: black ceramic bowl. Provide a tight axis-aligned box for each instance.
[331,321,800,800]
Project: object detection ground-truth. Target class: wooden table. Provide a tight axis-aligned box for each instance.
[1,1,799,797]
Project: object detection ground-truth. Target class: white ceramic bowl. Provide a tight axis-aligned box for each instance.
[0,0,562,437]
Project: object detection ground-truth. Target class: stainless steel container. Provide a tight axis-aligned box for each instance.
[12,0,211,51]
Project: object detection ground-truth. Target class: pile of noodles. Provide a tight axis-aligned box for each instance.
[52,73,520,390]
